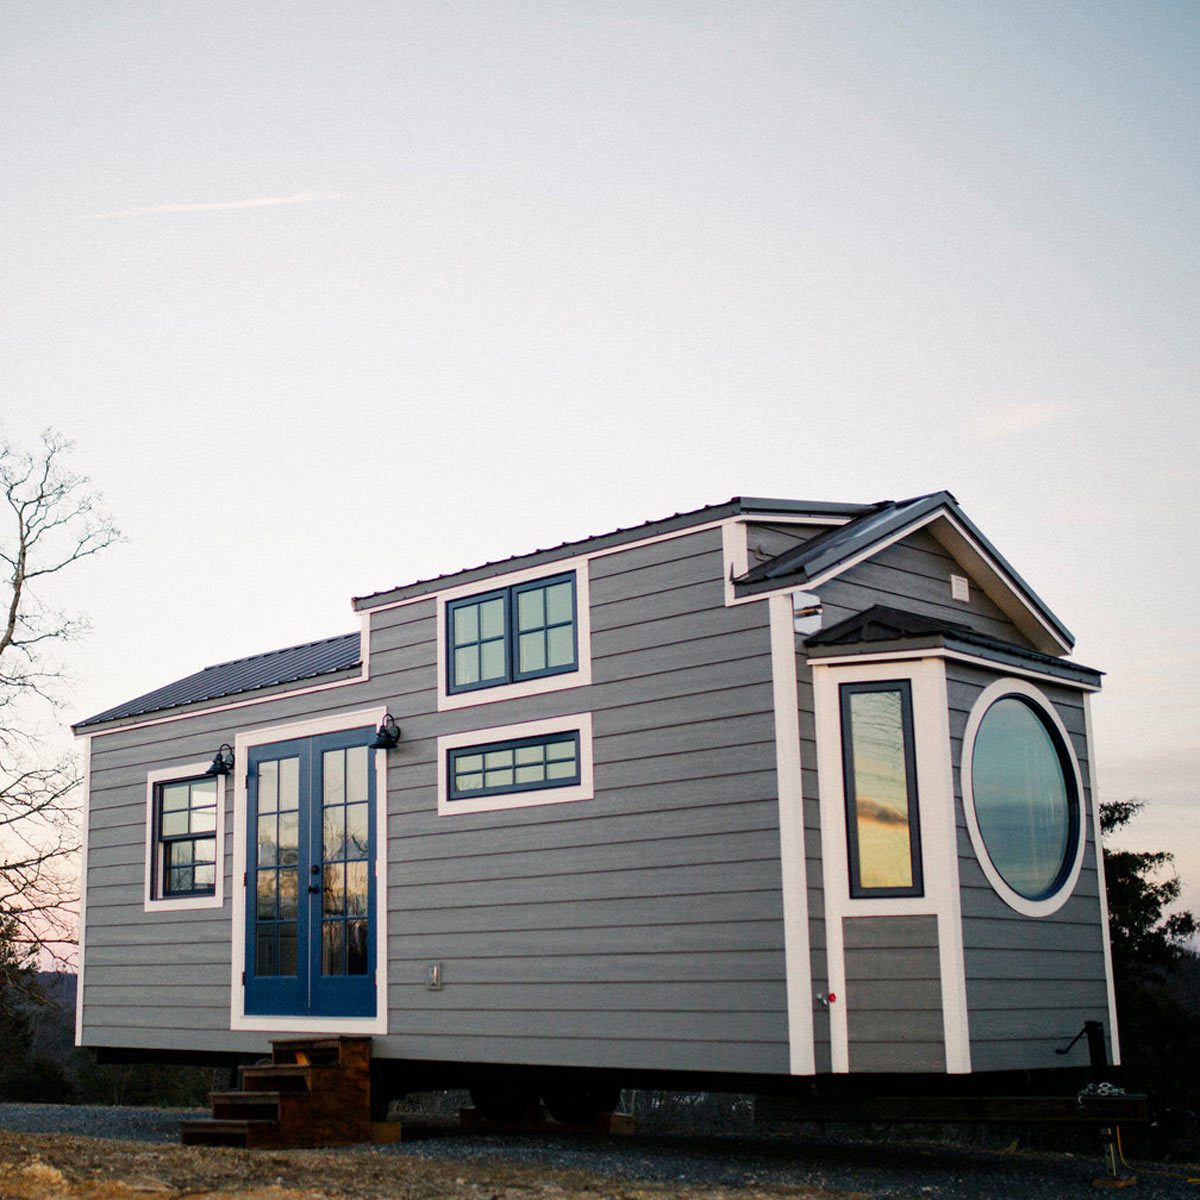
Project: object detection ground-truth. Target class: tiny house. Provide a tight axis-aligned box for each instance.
[74,493,1119,1116]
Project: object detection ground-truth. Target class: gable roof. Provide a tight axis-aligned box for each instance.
[733,491,1074,654]
[74,632,360,730]
[805,604,1100,688]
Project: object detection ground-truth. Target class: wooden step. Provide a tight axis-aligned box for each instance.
[180,1118,279,1148]
[210,1090,281,1121]
[271,1037,345,1067]
[241,1063,319,1093]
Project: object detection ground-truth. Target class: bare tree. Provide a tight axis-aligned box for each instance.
[0,431,119,983]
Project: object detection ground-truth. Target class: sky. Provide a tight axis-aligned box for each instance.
[2,2,1198,913]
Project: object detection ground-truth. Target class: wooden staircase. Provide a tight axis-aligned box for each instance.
[180,1036,373,1148]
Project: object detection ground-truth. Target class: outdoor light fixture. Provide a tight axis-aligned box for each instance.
[369,713,401,750]
[204,744,235,777]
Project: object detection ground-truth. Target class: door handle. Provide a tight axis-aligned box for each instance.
[308,884,320,894]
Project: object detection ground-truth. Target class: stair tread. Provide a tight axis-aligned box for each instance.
[181,1119,278,1131]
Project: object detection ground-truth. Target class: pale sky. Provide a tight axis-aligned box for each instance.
[3,3,1198,912]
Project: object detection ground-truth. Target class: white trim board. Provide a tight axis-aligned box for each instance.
[75,736,92,1047]
[1083,693,1122,1066]
[436,712,595,816]
[811,657,970,1074]
[768,594,815,1075]
[143,761,227,912]
[809,646,1100,692]
[229,706,389,1036]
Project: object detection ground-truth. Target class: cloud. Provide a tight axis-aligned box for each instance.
[86,192,344,220]
[976,402,1072,440]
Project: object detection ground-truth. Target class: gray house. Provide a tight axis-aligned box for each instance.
[73,492,1119,1115]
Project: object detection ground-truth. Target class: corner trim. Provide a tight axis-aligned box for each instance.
[768,594,815,1075]
[75,736,91,1047]
[1083,693,1122,1065]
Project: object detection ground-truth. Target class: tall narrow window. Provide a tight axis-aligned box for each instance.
[156,776,218,898]
[839,681,923,898]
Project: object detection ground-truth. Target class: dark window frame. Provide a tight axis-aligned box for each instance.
[448,731,582,800]
[154,775,218,899]
[839,679,924,899]
[446,572,578,694]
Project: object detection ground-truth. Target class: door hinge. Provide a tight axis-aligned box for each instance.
[243,871,247,887]
[241,971,246,986]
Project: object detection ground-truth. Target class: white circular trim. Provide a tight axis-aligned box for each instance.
[960,676,1087,918]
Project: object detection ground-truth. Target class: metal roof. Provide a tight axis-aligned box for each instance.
[805,605,1101,686]
[351,495,878,611]
[734,491,1075,651]
[74,632,360,730]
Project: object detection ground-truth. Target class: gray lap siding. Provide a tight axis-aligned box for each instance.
[81,527,793,1075]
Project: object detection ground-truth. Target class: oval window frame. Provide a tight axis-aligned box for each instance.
[961,677,1086,918]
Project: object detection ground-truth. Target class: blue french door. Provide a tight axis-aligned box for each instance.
[244,727,377,1018]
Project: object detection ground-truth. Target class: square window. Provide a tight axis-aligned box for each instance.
[447,573,578,694]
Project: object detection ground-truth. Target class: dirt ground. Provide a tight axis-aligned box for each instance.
[0,1130,862,1200]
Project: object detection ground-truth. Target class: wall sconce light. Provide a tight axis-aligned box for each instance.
[205,744,235,777]
[369,713,401,750]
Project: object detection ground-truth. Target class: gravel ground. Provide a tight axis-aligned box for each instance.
[1,1104,1198,1199]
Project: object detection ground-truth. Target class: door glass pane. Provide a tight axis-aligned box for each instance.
[345,803,369,858]
[258,762,278,813]
[323,749,345,807]
[322,921,345,976]
[345,861,368,916]
[278,923,298,976]
[323,863,345,915]
[278,812,299,865]
[277,868,298,920]
[347,921,369,975]
[280,757,299,811]
[347,746,368,804]
[256,870,277,920]
[257,815,278,866]
[256,931,277,977]
[323,806,344,861]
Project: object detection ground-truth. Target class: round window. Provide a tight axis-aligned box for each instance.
[969,694,1079,901]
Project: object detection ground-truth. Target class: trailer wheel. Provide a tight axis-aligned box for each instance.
[541,1083,622,1126]
[468,1082,540,1124]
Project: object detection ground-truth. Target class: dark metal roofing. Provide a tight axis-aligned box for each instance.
[74,632,360,730]
[735,491,1074,650]
[805,605,1101,685]
[351,495,878,611]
